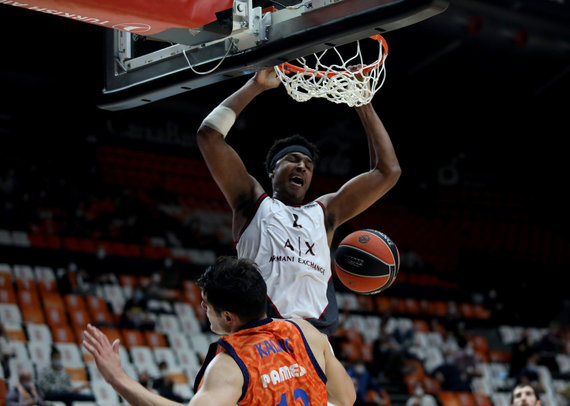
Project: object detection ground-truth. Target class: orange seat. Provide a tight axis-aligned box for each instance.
[45,306,68,327]
[5,327,26,342]
[0,271,12,289]
[119,274,139,288]
[168,371,189,385]
[20,305,46,324]
[403,298,421,314]
[122,329,146,348]
[69,309,92,330]
[41,291,65,310]
[473,394,492,406]
[99,328,123,345]
[64,294,87,312]
[413,319,429,333]
[0,287,17,304]
[17,288,41,308]
[51,324,76,343]
[0,377,7,406]
[439,392,462,406]
[428,301,448,317]
[86,296,113,324]
[375,296,391,313]
[456,392,475,406]
[65,367,88,383]
[144,331,167,348]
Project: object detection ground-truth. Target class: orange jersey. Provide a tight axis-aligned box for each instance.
[194,318,328,405]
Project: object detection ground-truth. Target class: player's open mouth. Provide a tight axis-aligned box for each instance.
[290,176,304,187]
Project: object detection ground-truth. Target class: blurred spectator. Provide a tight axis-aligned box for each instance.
[453,339,482,383]
[405,381,438,406]
[120,285,155,330]
[6,369,48,406]
[559,381,570,406]
[509,329,537,379]
[138,371,153,391]
[400,245,424,272]
[146,271,178,302]
[535,321,564,374]
[347,360,383,406]
[371,321,411,382]
[151,361,185,402]
[431,349,472,392]
[514,352,544,393]
[0,322,15,378]
[37,347,95,406]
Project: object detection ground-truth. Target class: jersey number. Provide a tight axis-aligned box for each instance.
[276,388,309,405]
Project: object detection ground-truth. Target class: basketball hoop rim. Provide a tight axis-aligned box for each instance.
[277,34,388,78]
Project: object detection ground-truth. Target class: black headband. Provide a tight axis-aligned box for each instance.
[269,144,313,171]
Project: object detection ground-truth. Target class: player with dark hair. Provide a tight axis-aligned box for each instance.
[197,67,400,335]
[511,384,541,406]
[83,256,356,406]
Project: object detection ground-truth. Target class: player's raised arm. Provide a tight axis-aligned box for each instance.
[197,68,280,239]
[319,102,401,237]
[82,324,182,406]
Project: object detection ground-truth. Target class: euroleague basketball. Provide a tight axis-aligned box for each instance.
[334,229,400,295]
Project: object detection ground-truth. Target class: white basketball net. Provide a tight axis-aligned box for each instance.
[275,35,388,107]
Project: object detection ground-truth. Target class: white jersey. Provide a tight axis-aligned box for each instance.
[236,194,337,333]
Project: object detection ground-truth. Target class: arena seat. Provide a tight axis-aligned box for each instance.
[91,380,121,405]
[144,331,167,348]
[130,346,159,376]
[122,329,146,348]
[51,324,77,343]
[0,378,7,406]
[26,323,52,342]
[4,323,26,342]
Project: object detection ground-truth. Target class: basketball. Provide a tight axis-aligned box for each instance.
[334,229,400,295]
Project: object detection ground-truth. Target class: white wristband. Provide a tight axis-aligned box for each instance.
[201,105,236,138]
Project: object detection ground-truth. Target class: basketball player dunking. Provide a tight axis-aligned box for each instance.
[197,67,401,335]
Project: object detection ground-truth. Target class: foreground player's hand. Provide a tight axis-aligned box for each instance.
[82,324,124,386]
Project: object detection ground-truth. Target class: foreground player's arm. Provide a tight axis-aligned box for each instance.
[319,103,401,238]
[197,69,280,236]
[82,324,182,406]
[294,320,356,406]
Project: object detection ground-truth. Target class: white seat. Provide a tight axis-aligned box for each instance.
[148,299,173,314]
[8,358,34,386]
[156,314,181,333]
[56,342,85,368]
[188,333,213,359]
[175,348,202,371]
[0,303,23,324]
[91,380,121,405]
[129,346,158,376]
[26,323,53,342]
[12,264,34,282]
[153,347,179,370]
[27,341,52,369]
[491,393,511,406]
[34,266,56,284]
[167,332,191,350]
[0,229,12,245]
[173,301,195,319]
[11,231,30,247]
[174,383,193,401]
[11,341,31,362]
[178,314,202,335]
